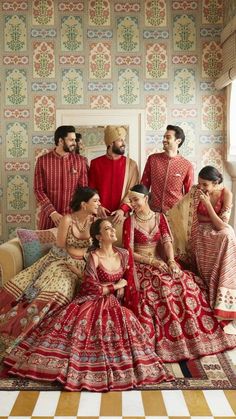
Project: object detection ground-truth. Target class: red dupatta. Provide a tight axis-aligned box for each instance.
[122,215,140,315]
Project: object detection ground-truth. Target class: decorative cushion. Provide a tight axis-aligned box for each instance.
[17,228,57,269]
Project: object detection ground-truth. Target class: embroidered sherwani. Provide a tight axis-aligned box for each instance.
[141,152,194,212]
[34,150,88,229]
[89,154,139,213]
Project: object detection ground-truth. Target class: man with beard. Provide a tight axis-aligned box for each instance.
[34,125,88,229]
[141,124,194,212]
[75,132,89,171]
[89,125,139,224]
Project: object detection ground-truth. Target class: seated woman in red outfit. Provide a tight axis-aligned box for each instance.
[3,219,173,392]
[0,186,100,355]
[123,184,236,363]
[167,166,236,334]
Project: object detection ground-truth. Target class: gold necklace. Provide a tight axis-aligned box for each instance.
[135,211,155,223]
[74,217,89,232]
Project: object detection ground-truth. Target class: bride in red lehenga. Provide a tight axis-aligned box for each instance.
[123,184,236,362]
[4,219,173,392]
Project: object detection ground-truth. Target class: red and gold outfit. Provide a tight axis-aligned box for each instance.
[141,152,194,212]
[123,213,236,362]
[34,150,88,229]
[89,155,139,213]
[4,248,173,392]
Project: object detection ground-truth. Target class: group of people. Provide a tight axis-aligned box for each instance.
[0,124,236,391]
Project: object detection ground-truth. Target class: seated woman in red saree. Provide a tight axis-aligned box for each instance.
[3,219,173,392]
[167,166,236,335]
[123,184,236,363]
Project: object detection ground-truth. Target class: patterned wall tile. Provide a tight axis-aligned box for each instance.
[31,28,57,38]
[173,14,196,51]
[88,0,110,26]
[5,69,28,105]
[145,0,167,27]
[201,95,224,131]
[174,68,196,104]
[202,0,223,24]
[202,41,222,79]
[144,81,169,91]
[33,41,55,78]
[3,55,29,65]
[4,15,27,52]
[34,96,55,131]
[115,2,141,12]
[172,0,198,11]
[172,55,198,64]
[61,69,84,105]
[87,29,113,39]
[32,0,54,25]
[115,55,141,65]
[59,55,85,65]
[118,68,140,105]
[88,82,113,91]
[7,174,29,211]
[58,1,84,12]
[61,16,83,51]
[143,29,169,39]
[31,82,57,92]
[4,109,30,119]
[32,135,54,145]
[146,95,167,131]
[90,95,111,109]
[89,42,111,79]
[6,122,28,158]
[117,17,139,52]
[2,0,28,11]
[146,43,168,78]
[201,146,224,172]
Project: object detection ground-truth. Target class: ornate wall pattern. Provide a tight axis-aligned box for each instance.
[0,0,227,242]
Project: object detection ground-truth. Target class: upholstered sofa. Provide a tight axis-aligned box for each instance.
[0,221,124,288]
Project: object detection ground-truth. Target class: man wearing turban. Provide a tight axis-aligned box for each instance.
[88,125,139,223]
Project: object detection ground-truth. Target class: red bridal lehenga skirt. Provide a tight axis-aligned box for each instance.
[134,261,236,362]
[4,293,173,391]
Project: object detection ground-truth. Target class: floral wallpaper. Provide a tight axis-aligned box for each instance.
[0,0,227,242]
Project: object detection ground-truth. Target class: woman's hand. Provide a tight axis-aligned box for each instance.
[168,260,182,277]
[199,190,211,207]
[116,287,125,300]
[115,278,127,290]
[151,258,169,273]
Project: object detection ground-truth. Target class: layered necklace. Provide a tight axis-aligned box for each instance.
[135,210,155,223]
[74,216,89,232]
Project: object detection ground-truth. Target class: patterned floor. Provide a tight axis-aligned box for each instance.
[0,389,236,418]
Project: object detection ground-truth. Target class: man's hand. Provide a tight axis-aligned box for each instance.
[50,211,63,227]
[111,209,125,224]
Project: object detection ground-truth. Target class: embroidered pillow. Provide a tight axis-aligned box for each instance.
[17,228,57,269]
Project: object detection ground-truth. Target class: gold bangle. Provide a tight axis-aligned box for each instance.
[167,259,175,265]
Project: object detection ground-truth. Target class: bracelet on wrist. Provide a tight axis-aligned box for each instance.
[107,284,115,294]
[167,259,175,265]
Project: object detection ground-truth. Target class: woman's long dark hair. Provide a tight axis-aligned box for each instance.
[130,184,150,196]
[70,186,98,212]
[89,218,105,249]
[198,166,223,184]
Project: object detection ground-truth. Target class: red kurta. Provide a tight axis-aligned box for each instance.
[89,155,127,213]
[34,150,88,229]
[141,152,194,212]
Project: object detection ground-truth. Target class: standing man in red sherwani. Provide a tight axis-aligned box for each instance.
[34,125,88,229]
[89,125,139,224]
[141,124,194,212]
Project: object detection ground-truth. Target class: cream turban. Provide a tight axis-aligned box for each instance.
[104,125,127,147]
